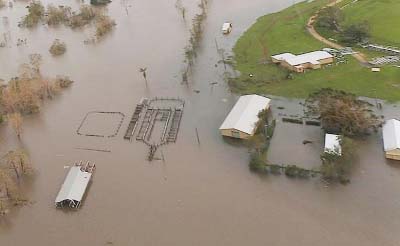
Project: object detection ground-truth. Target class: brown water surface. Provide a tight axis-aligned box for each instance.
[1,0,400,245]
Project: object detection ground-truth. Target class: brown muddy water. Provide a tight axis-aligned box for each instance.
[1,0,400,245]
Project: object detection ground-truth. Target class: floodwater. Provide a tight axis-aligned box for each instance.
[1,0,400,245]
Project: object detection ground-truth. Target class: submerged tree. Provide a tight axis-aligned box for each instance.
[305,88,381,136]
[3,150,32,180]
[49,39,67,56]
[21,1,45,28]
[175,0,186,20]
[320,136,355,183]
[139,67,148,84]
[8,112,23,139]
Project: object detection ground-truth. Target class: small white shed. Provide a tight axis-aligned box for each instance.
[382,119,400,160]
[324,134,342,155]
[219,95,271,139]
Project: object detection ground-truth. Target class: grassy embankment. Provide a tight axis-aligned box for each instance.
[231,0,400,101]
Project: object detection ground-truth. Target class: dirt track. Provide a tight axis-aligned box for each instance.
[306,0,368,64]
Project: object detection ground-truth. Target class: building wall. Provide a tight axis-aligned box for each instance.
[318,57,334,65]
[220,129,251,139]
[385,149,400,160]
[277,57,333,72]
[271,57,281,63]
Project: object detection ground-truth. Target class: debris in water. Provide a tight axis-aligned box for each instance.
[302,140,313,145]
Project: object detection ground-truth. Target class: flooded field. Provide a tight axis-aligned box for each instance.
[1,0,400,245]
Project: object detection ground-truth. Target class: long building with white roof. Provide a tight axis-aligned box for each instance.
[271,50,334,73]
[219,95,271,139]
[382,119,400,160]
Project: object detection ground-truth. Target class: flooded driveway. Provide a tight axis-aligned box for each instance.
[1,0,400,245]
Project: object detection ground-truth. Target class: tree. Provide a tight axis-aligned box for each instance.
[320,136,355,183]
[316,6,343,32]
[341,22,370,44]
[305,88,381,136]
[3,150,32,180]
[0,168,15,199]
[8,112,23,139]
[175,0,186,20]
[139,67,148,84]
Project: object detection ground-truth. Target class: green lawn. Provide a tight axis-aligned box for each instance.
[231,0,400,102]
[341,0,400,47]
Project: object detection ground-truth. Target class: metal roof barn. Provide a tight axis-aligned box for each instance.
[55,161,95,209]
[219,95,271,139]
[272,51,333,66]
[324,134,342,155]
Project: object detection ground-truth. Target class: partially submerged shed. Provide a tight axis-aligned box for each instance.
[219,95,271,139]
[382,119,400,160]
[55,161,95,209]
[324,134,342,156]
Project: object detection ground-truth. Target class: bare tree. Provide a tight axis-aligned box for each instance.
[139,67,148,84]
[3,150,32,180]
[8,113,23,139]
[175,0,186,20]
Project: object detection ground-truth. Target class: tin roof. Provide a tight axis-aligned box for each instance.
[272,51,333,66]
[382,119,400,151]
[219,95,271,135]
[55,166,92,204]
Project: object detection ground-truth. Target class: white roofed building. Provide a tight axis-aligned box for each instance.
[382,119,400,160]
[324,134,342,156]
[271,50,334,73]
[219,95,271,139]
[55,161,95,209]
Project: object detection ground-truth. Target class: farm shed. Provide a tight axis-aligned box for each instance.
[271,51,334,73]
[382,119,400,160]
[55,161,95,209]
[324,134,342,155]
[219,95,271,139]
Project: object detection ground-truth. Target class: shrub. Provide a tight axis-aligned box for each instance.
[54,75,73,88]
[49,39,66,56]
[69,5,96,28]
[249,153,266,172]
[21,1,45,28]
[46,5,71,26]
[95,14,115,38]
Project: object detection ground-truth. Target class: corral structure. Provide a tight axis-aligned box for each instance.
[271,51,334,73]
[124,97,184,161]
[382,119,400,160]
[55,161,95,209]
[324,134,342,156]
[219,95,271,139]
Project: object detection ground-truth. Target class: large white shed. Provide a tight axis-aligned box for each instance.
[219,95,271,139]
[382,119,400,160]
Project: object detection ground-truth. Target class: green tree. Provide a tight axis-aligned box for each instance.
[320,136,355,183]
[316,6,343,32]
[341,22,370,44]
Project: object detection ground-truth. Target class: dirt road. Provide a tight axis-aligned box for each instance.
[306,0,368,64]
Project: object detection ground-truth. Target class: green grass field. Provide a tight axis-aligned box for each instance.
[341,0,400,47]
[231,0,400,101]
